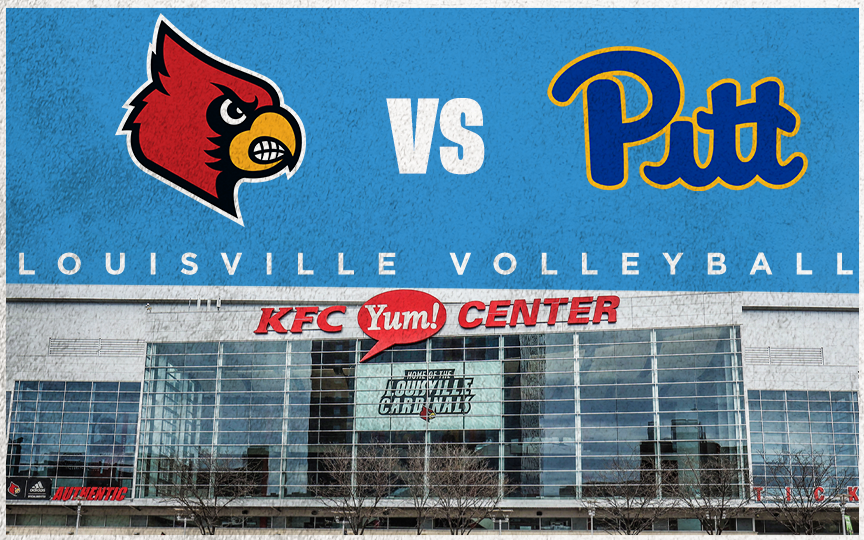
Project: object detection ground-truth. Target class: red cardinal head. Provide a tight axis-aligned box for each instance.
[119,17,304,224]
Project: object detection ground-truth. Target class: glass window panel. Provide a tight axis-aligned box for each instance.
[811,433,834,444]
[836,456,857,467]
[117,402,140,413]
[789,433,811,445]
[16,392,37,404]
[787,400,808,411]
[834,444,855,455]
[104,516,130,527]
[39,515,66,527]
[34,423,61,434]
[809,401,831,412]
[581,356,651,372]
[659,397,697,411]
[833,423,856,434]
[91,402,117,413]
[832,411,854,423]
[658,382,696,397]
[762,421,786,432]
[81,515,107,527]
[18,514,42,526]
[224,341,287,354]
[466,336,500,360]
[65,392,91,402]
[810,422,833,434]
[788,421,812,433]
[762,411,785,422]
[39,391,65,401]
[94,382,119,393]
[35,411,62,423]
[148,516,175,527]
[579,329,651,346]
[786,411,808,422]
[12,409,36,422]
[764,432,788,444]
[760,400,784,411]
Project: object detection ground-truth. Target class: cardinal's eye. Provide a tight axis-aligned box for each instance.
[219,98,246,125]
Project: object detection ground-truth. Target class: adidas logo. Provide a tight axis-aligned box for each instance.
[30,481,45,493]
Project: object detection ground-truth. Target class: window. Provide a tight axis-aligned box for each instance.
[6,381,140,488]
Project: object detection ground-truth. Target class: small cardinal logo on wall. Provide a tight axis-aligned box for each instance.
[118,16,305,225]
[419,406,436,422]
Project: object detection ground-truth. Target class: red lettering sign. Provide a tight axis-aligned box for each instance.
[593,295,620,323]
[510,299,541,327]
[814,486,824,502]
[458,301,485,329]
[358,290,446,362]
[253,307,292,334]
[567,296,593,324]
[544,298,569,325]
[753,485,860,503]
[290,307,318,333]
[252,293,621,337]
[318,306,345,332]
[485,300,510,328]
[51,485,128,502]
[457,296,620,329]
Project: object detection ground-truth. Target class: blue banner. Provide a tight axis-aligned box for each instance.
[6,9,858,291]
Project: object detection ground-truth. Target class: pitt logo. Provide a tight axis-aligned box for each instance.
[549,47,806,191]
[119,17,305,225]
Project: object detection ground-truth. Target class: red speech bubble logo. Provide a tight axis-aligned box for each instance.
[358,289,446,362]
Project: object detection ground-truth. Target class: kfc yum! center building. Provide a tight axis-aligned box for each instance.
[5,285,859,534]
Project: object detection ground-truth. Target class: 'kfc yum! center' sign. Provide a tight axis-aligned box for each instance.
[253,289,619,362]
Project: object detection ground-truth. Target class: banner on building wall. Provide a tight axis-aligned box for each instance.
[355,361,502,431]
[6,477,52,500]
[4,8,858,293]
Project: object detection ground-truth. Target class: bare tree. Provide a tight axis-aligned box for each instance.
[152,448,259,535]
[427,443,510,535]
[313,445,399,535]
[758,450,855,535]
[399,444,433,535]
[670,454,751,534]
[584,457,670,535]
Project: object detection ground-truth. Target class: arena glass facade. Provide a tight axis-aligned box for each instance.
[132,328,748,499]
[4,289,860,534]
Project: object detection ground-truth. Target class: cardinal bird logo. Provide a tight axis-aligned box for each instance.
[119,17,305,225]
[419,406,436,422]
[8,482,20,496]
